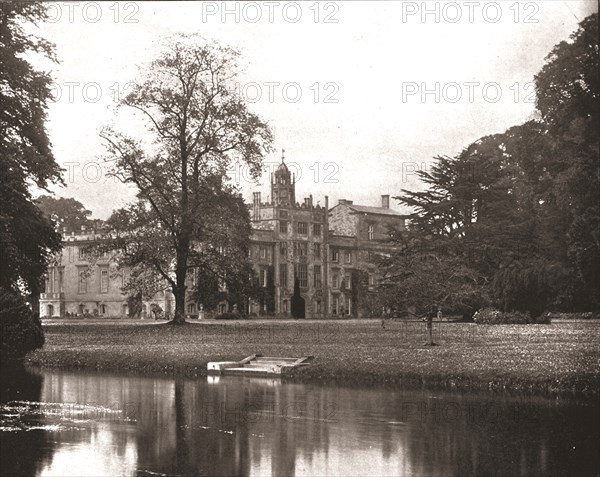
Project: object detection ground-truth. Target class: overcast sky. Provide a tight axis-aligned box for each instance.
[35,1,597,218]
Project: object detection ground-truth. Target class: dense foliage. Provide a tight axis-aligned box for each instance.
[381,14,599,318]
[0,2,62,303]
[0,288,45,359]
[36,195,95,232]
[473,308,550,325]
[1,2,61,356]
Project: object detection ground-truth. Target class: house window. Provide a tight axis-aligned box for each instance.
[100,304,107,315]
[331,249,339,262]
[188,303,197,314]
[68,247,74,263]
[280,242,287,256]
[368,225,374,240]
[100,269,109,293]
[369,273,375,287]
[314,265,321,288]
[345,251,352,263]
[346,297,352,315]
[298,264,308,288]
[344,274,351,290]
[282,300,288,313]
[314,243,321,260]
[78,247,85,260]
[313,223,321,236]
[279,209,288,219]
[260,269,267,287]
[280,221,288,233]
[53,267,59,293]
[297,222,308,234]
[279,263,288,288]
[260,247,267,259]
[78,269,87,294]
[332,274,339,288]
[332,296,339,315]
[45,269,51,293]
[295,242,307,257]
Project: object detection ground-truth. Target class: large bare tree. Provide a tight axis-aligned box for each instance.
[101,35,273,324]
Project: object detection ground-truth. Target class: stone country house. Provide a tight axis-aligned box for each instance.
[40,160,406,319]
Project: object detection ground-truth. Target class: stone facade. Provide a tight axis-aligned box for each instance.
[245,162,406,318]
[41,229,129,318]
[40,164,405,319]
[247,160,329,318]
[327,195,407,317]
[40,229,174,319]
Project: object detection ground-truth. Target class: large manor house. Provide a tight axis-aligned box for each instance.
[40,159,406,319]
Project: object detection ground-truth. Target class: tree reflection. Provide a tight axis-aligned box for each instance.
[2,368,596,477]
[0,363,56,476]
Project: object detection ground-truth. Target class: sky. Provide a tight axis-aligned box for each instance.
[34,1,598,219]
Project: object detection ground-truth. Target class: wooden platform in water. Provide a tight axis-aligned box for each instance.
[207,354,313,376]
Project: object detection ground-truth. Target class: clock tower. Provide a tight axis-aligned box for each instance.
[271,149,295,206]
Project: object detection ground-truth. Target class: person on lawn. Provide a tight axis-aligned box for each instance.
[424,304,436,345]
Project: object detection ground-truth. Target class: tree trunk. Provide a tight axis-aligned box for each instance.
[171,234,190,324]
[172,285,186,324]
[171,253,188,324]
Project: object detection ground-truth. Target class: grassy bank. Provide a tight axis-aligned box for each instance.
[27,319,600,397]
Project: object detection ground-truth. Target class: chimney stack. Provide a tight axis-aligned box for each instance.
[381,195,390,208]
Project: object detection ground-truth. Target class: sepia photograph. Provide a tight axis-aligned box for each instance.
[1,1,598,476]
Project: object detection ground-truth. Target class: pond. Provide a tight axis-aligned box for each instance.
[1,366,598,476]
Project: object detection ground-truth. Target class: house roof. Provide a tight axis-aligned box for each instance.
[346,204,406,217]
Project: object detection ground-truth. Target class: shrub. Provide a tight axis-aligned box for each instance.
[535,313,551,324]
[544,312,600,321]
[215,312,246,320]
[0,288,45,359]
[473,308,531,325]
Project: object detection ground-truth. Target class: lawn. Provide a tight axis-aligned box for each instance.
[27,319,600,397]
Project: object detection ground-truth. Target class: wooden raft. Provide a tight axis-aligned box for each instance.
[207,354,313,376]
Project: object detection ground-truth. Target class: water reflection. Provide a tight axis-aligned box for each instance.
[0,366,598,476]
